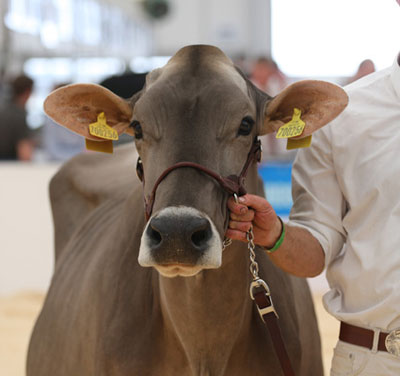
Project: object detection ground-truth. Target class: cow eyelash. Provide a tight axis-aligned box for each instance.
[130,121,143,139]
[238,116,255,136]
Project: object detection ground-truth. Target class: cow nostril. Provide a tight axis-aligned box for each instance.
[146,225,162,247]
[191,224,212,249]
[146,214,213,254]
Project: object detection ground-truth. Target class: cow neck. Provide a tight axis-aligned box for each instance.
[154,161,260,374]
[157,220,257,375]
[136,137,262,221]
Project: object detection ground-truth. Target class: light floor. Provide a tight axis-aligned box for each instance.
[0,291,338,376]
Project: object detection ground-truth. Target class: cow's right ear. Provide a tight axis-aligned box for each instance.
[44,84,135,140]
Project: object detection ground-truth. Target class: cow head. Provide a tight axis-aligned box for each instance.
[44,45,348,278]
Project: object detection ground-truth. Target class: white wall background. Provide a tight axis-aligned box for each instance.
[151,0,271,57]
[0,163,59,295]
[271,0,400,77]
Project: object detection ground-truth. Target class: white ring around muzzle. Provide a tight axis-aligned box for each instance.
[138,206,223,277]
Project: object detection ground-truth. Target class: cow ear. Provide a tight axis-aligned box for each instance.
[44,84,134,140]
[260,80,348,137]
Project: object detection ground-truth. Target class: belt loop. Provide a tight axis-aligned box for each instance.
[372,328,380,353]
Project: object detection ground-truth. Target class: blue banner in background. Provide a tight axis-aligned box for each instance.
[258,162,293,219]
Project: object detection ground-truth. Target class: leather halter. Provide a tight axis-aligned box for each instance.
[136,138,262,221]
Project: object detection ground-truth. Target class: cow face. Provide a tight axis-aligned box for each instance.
[44,45,348,278]
[132,48,265,277]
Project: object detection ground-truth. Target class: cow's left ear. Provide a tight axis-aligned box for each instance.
[44,84,135,140]
[260,80,348,136]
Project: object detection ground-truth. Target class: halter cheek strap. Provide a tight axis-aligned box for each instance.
[136,138,262,221]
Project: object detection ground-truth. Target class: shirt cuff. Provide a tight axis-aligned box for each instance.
[286,220,333,269]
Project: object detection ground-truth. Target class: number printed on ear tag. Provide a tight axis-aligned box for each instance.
[276,108,305,139]
[89,112,119,141]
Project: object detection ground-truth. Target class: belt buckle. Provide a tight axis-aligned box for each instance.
[385,328,400,357]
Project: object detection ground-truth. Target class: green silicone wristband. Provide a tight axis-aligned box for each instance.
[265,217,285,254]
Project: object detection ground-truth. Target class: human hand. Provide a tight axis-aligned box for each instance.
[225,194,282,249]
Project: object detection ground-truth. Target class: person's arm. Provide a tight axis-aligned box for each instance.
[226,194,324,278]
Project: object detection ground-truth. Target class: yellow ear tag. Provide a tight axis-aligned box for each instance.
[276,108,305,139]
[286,135,312,150]
[85,139,114,154]
[89,112,119,141]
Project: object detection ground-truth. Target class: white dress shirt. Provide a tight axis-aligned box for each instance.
[288,54,400,331]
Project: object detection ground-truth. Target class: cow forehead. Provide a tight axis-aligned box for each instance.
[145,46,248,96]
[139,64,251,125]
[213,63,248,94]
[133,46,256,142]
[136,70,253,142]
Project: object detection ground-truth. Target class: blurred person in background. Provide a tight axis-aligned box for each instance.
[42,83,85,162]
[250,57,290,162]
[0,74,35,161]
[227,48,400,375]
[0,71,7,105]
[347,59,376,84]
[250,56,287,96]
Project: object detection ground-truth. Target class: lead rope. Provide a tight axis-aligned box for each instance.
[225,194,295,376]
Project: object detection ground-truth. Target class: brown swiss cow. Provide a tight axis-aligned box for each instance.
[27,45,348,376]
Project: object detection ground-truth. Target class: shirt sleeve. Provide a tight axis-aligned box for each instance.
[287,124,347,267]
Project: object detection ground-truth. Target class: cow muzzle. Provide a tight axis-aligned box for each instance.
[138,206,222,277]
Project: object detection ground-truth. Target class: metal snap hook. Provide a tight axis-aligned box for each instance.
[250,278,279,320]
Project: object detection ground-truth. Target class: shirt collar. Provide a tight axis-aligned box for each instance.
[390,52,400,101]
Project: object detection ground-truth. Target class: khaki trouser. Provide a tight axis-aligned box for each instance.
[330,340,400,375]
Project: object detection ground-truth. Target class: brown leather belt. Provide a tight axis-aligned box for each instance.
[339,322,389,352]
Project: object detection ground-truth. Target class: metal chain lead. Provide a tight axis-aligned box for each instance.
[224,194,278,318]
[223,193,260,280]
[247,223,278,319]
[247,226,260,280]
[223,219,260,282]
[247,222,278,318]
[223,227,259,282]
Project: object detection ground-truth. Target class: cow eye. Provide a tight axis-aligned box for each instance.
[130,121,143,139]
[238,116,254,136]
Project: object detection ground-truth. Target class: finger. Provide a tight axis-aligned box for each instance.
[225,228,247,242]
[238,194,275,215]
[227,196,248,215]
[228,220,252,233]
[230,209,255,222]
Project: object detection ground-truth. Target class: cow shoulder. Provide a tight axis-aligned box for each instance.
[49,143,139,260]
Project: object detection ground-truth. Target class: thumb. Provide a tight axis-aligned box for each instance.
[238,194,274,214]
